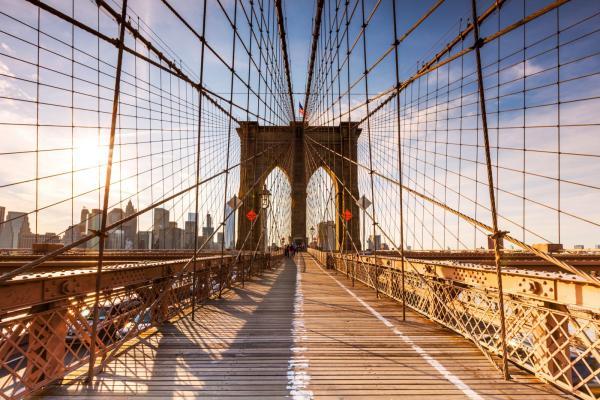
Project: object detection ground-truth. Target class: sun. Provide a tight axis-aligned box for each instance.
[74,137,105,169]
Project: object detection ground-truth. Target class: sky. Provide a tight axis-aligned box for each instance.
[0,0,599,250]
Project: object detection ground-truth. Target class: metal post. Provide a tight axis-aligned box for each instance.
[470,0,510,380]
[87,0,128,382]
[362,208,365,254]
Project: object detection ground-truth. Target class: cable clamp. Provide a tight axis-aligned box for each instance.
[473,37,484,49]
[89,229,108,238]
[490,230,508,240]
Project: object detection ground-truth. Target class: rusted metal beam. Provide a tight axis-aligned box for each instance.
[353,254,600,310]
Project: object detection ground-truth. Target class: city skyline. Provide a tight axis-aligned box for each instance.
[0,201,234,251]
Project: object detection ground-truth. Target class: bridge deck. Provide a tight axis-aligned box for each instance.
[40,254,570,399]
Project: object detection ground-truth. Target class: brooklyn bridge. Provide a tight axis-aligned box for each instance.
[0,0,598,398]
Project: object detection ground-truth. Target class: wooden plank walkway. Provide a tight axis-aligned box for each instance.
[40,253,572,399]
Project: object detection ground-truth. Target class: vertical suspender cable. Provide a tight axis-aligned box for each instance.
[470,0,510,380]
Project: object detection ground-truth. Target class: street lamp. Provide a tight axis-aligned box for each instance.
[259,185,271,252]
[259,185,271,209]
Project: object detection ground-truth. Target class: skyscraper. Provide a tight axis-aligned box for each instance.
[317,221,335,251]
[0,206,5,238]
[80,207,89,227]
[63,224,83,246]
[217,231,224,249]
[165,221,183,249]
[107,208,125,248]
[107,208,124,226]
[153,208,170,249]
[202,213,214,238]
[87,209,102,250]
[367,235,381,251]
[137,231,152,250]
[184,213,198,249]
[224,204,235,249]
[123,200,137,249]
[0,211,31,248]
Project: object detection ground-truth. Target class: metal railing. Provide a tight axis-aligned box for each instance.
[309,249,600,400]
[0,252,281,399]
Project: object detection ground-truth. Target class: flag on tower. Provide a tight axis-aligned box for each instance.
[299,102,305,117]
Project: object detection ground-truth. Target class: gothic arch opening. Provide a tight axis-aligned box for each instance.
[264,166,292,249]
[306,166,338,250]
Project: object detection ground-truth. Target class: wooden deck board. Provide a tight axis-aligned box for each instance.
[39,253,572,399]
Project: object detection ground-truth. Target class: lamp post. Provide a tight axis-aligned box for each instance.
[259,185,271,252]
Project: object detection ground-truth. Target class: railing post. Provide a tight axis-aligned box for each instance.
[352,255,356,287]
[241,257,245,287]
[218,261,224,298]
[533,302,572,386]
[24,302,68,388]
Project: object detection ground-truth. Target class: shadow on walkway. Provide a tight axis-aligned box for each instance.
[40,258,298,399]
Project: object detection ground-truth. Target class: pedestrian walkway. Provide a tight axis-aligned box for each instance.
[39,254,570,399]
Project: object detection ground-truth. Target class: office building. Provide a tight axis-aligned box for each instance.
[217,231,224,248]
[202,213,214,249]
[87,209,102,250]
[152,208,170,249]
[224,204,235,249]
[184,213,198,249]
[0,211,31,248]
[367,234,381,251]
[164,221,183,249]
[137,231,152,250]
[20,232,61,249]
[123,200,137,249]
[0,206,5,239]
[317,221,335,251]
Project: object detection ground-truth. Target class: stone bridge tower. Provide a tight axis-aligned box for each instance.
[236,121,361,252]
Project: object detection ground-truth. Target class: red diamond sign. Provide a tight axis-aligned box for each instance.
[342,209,352,221]
[246,209,257,222]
